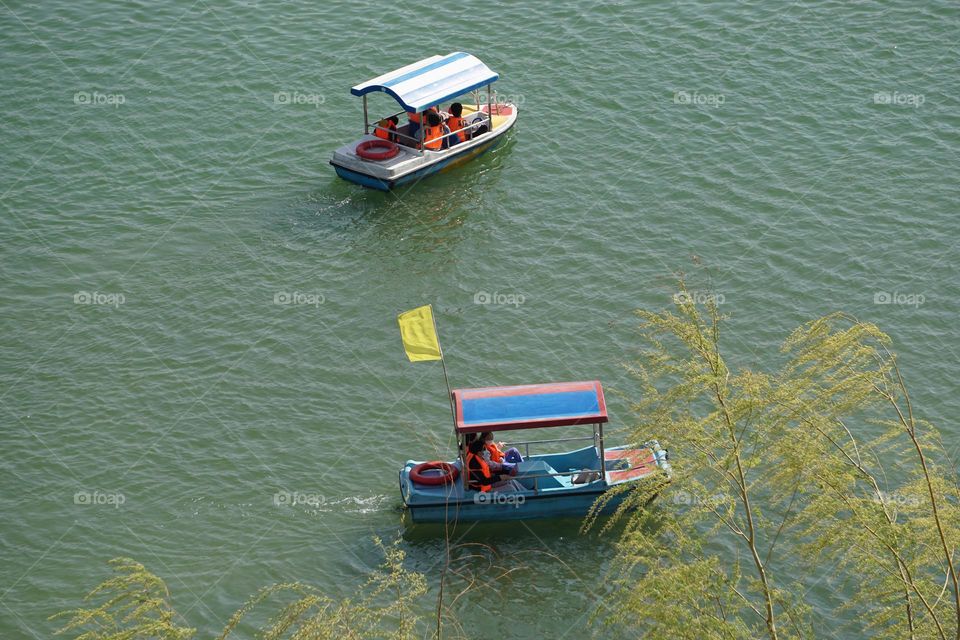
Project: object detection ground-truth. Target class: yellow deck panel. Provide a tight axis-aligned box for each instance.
[461,103,511,130]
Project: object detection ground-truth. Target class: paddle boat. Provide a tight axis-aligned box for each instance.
[330,52,518,191]
[399,381,670,523]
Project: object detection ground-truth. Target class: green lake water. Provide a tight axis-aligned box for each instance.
[2,1,958,637]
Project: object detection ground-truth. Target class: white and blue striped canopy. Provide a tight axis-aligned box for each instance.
[350,52,499,113]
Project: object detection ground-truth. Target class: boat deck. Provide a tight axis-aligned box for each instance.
[400,443,670,522]
[402,444,664,505]
[330,102,518,184]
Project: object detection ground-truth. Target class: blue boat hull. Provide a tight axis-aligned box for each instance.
[402,485,635,523]
[400,444,669,523]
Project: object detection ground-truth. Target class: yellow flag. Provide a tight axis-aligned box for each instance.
[398,305,442,362]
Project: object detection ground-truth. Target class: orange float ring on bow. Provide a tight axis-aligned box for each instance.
[355,139,399,161]
[409,461,459,486]
[481,103,513,116]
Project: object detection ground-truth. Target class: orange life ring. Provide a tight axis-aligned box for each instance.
[356,139,399,161]
[409,461,459,486]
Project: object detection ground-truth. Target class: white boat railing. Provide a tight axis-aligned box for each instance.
[497,463,656,494]
[490,434,600,493]
[482,435,663,493]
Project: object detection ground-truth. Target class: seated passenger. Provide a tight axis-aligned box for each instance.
[480,432,523,469]
[406,110,421,139]
[407,106,438,141]
[445,102,470,145]
[466,439,522,493]
[421,111,445,151]
[373,115,398,142]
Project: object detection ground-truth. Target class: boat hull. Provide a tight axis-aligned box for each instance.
[330,102,517,191]
[332,135,503,191]
[400,443,670,523]
[402,485,635,523]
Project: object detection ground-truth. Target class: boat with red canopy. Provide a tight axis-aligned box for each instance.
[399,380,670,523]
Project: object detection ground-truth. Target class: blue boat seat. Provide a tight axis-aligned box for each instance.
[515,460,569,491]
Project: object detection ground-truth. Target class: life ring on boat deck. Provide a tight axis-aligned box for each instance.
[355,139,399,161]
[409,461,459,486]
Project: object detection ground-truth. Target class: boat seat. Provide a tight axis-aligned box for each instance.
[515,460,568,491]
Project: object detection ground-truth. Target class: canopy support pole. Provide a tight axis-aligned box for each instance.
[486,85,492,131]
[419,111,425,155]
[598,422,606,483]
[362,95,368,135]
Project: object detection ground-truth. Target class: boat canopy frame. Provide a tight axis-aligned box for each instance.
[452,380,608,433]
[350,52,500,155]
[452,381,610,490]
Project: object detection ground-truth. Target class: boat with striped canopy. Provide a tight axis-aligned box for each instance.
[330,52,518,191]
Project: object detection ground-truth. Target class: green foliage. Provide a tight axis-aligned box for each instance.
[594,281,960,639]
[53,538,428,640]
[219,537,427,640]
[50,557,195,640]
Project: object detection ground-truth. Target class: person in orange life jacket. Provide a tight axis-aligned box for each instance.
[445,102,470,145]
[466,438,523,492]
[480,431,523,466]
[407,106,438,141]
[373,115,398,142]
[421,110,446,151]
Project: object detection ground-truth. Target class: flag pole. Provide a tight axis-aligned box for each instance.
[429,305,458,435]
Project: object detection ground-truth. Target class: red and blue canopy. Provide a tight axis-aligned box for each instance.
[452,381,608,434]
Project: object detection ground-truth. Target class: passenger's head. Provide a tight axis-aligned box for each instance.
[449,102,463,117]
[481,432,494,443]
[426,111,442,127]
[468,439,485,454]
[388,115,399,125]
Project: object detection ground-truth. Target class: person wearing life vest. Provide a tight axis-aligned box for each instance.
[466,438,520,492]
[466,438,495,492]
[373,115,398,142]
[407,106,438,141]
[481,431,523,466]
[445,102,470,145]
[420,110,445,151]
